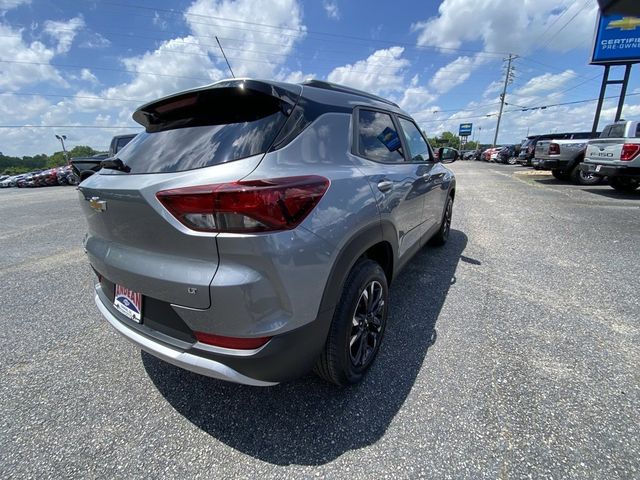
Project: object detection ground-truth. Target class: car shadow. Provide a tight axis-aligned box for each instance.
[142,229,469,466]
[581,188,640,199]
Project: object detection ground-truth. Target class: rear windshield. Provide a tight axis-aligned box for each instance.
[600,123,626,138]
[115,136,134,153]
[116,91,288,174]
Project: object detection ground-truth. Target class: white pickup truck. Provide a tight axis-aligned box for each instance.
[534,131,601,184]
[581,120,640,192]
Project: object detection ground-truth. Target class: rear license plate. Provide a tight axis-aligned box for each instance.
[114,285,142,323]
[595,165,602,172]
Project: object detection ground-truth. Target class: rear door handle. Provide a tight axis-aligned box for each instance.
[377,180,393,192]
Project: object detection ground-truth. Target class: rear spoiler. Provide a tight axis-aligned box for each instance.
[132,79,302,133]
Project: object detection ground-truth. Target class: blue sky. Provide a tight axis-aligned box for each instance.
[0,0,638,155]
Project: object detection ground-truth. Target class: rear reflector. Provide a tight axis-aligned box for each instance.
[620,143,640,161]
[156,176,330,233]
[548,143,560,155]
[194,332,272,350]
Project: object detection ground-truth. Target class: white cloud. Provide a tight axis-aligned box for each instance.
[0,24,67,90]
[0,94,50,121]
[430,55,486,93]
[0,0,30,11]
[184,0,306,78]
[323,0,340,20]
[327,46,409,95]
[80,68,99,85]
[514,69,576,96]
[278,69,315,83]
[397,75,437,112]
[483,80,503,98]
[80,32,111,49]
[153,11,168,30]
[412,0,598,55]
[43,16,85,54]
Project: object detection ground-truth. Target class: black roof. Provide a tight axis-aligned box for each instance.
[301,79,400,108]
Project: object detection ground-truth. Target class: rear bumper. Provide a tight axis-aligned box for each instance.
[94,281,332,385]
[580,162,640,178]
[538,159,569,170]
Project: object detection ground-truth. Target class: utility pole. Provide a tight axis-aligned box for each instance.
[493,54,517,148]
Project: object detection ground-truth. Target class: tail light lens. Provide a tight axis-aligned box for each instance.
[156,175,330,233]
[620,143,640,161]
[548,143,560,155]
[194,331,271,350]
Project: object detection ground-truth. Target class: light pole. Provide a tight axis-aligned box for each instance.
[55,134,68,163]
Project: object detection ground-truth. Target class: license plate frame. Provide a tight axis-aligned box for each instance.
[114,285,143,323]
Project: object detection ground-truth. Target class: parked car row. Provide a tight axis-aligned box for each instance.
[0,165,78,188]
[473,120,639,192]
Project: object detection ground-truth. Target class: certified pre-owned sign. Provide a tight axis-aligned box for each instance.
[591,14,640,64]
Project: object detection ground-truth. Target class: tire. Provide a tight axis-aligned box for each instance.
[609,176,640,192]
[429,195,453,247]
[507,156,517,165]
[551,169,569,181]
[314,258,388,386]
[569,163,601,185]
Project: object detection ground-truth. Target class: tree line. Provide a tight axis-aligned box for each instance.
[0,146,101,175]
[425,131,480,150]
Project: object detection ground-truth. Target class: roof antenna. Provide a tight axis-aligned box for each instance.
[215,36,235,78]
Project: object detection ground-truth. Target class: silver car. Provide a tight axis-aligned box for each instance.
[79,79,457,386]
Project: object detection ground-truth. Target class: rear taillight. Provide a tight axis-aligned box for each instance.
[156,175,330,233]
[548,143,560,155]
[194,331,271,350]
[620,143,640,161]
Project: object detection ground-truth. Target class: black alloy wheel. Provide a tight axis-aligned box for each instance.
[349,280,385,368]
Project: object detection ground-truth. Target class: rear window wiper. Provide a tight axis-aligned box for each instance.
[100,158,131,173]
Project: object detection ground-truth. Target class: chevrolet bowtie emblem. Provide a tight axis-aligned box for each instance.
[606,17,640,31]
[88,197,107,212]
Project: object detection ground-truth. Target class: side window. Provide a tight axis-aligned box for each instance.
[357,110,405,163]
[636,124,640,138]
[398,117,432,163]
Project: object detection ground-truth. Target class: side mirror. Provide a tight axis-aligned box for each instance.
[438,147,458,163]
[437,147,444,162]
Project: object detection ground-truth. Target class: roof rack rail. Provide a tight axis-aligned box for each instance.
[301,79,399,108]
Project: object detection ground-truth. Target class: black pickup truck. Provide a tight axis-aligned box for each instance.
[71,133,137,182]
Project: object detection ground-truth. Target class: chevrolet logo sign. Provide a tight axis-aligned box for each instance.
[88,197,107,212]
[606,17,640,31]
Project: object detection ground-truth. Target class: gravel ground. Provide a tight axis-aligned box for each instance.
[1,162,638,479]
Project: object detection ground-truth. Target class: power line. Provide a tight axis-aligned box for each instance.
[540,0,594,50]
[96,1,510,57]
[0,92,146,103]
[0,59,213,82]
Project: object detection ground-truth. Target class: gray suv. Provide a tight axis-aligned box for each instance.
[79,79,456,386]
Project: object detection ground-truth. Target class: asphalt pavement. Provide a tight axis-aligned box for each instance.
[1,162,638,479]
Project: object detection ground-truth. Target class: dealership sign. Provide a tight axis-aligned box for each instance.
[591,14,640,64]
[458,123,472,136]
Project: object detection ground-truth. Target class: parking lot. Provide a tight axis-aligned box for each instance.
[1,161,638,478]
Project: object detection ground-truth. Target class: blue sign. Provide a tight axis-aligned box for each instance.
[591,14,640,64]
[458,123,472,136]
[377,126,401,151]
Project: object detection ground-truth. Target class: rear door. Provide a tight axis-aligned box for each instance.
[352,108,429,258]
[79,81,300,309]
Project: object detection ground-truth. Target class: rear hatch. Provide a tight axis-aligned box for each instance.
[586,139,625,165]
[535,141,550,158]
[79,80,301,309]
